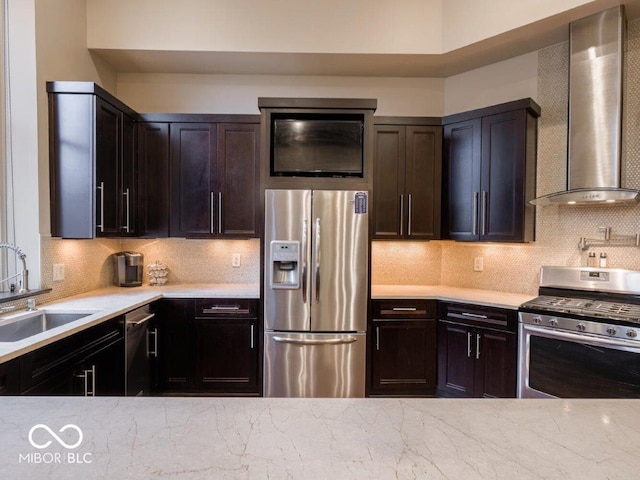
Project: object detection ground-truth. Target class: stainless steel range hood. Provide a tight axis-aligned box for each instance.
[532,6,640,206]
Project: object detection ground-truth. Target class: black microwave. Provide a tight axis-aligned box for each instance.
[270,113,364,178]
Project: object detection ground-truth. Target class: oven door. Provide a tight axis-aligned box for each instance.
[518,323,640,398]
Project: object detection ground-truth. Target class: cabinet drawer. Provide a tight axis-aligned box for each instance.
[195,299,257,318]
[438,302,517,332]
[372,299,436,319]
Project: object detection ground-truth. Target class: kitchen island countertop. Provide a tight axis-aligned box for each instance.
[0,396,638,479]
[372,284,535,309]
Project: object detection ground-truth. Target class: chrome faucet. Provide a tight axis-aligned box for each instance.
[0,242,29,293]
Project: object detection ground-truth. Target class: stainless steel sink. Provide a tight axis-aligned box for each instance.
[0,311,94,342]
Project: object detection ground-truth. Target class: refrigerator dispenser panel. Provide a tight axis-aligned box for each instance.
[270,241,300,289]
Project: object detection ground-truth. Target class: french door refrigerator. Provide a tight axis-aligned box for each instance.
[264,189,368,397]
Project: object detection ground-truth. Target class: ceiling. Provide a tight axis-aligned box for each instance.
[90,0,640,78]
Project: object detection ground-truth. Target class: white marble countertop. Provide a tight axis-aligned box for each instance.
[0,283,259,363]
[372,284,536,309]
[0,396,638,479]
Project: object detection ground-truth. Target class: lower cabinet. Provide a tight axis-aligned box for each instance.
[0,358,20,395]
[437,302,517,398]
[369,300,437,396]
[20,316,125,396]
[155,298,260,395]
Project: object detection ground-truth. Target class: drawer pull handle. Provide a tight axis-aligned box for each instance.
[461,312,488,319]
[392,307,417,312]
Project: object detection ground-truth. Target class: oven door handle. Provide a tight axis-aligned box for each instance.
[524,325,640,350]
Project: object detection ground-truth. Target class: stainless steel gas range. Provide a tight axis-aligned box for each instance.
[518,266,640,398]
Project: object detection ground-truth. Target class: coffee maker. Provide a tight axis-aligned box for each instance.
[113,252,143,287]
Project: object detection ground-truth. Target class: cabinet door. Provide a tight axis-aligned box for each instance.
[0,359,20,395]
[371,319,436,395]
[119,114,137,236]
[95,97,122,236]
[437,321,475,397]
[404,126,442,240]
[170,123,217,237]
[443,119,482,241]
[138,122,170,237]
[372,126,405,239]
[475,329,517,398]
[156,299,195,392]
[83,336,125,396]
[217,123,260,237]
[195,318,259,394]
[480,110,526,242]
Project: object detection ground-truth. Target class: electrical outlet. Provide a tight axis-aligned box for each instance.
[231,253,241,268]
[52,264,65,281]
[473,257,484,272]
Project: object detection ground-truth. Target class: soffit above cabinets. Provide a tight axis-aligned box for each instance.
[89,1,640,77]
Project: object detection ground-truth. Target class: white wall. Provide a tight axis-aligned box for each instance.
[443,52,538,115]
[87,0,443,54]
[5,0,40,289]
[117,74,445,116]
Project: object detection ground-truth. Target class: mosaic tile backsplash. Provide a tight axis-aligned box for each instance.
[33,19,640,301]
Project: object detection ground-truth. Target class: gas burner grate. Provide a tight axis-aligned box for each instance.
[521,296,640,323]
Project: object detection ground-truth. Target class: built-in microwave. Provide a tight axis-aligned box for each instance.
[269,112,364,178]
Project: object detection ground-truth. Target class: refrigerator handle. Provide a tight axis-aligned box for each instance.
[272,336,358,346]
[301,218,308,304]
[314,217,321,303]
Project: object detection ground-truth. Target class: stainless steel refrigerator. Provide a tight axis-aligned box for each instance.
[264,189,368,397]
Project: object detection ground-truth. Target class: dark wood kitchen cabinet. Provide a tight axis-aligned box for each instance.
[138,122,170,237]
[369,299,437,396]
[0,358,20,395]
[169,122,259,238]
[437,302,517,398]
[443,99,539,242]
[194,299,259,394]
[20,316,125,396]
[373,120,442,240]
[154,298,260,395]
[48,82,138,238]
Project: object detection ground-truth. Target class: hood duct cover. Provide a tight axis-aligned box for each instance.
[532,6,640,206]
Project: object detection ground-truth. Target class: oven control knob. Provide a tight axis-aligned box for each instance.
[533,316,542,325]
[577,323,586,332]
[627,329,638,339]
[549,318,558,327]
[606,326,617,336]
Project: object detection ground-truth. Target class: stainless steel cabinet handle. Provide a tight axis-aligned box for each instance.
[250,324,255,349]
[407,194,413,236]
[76,366,96,397]
[314,218,321,304]
[399,194,404,236]
[481,191,488,236]
[123,188,130,233]
[392,307,417,312]
[461,312,488,320]
[472,192,479,236]
[376,326,380,351]
[210,192,215,234]
[126,313,155,326]
[147,328,159,357]
[301,218,308,304]
[97,182,105,233]
[218,192,222,234]
[476,333,481,360]
[467,332,472,358]
[273,336,358,346]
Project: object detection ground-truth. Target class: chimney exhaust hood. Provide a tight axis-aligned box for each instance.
[532,6,640,206]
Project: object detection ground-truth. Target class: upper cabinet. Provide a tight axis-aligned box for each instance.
[443,99,539,243]
[373,119,442,240]
[48,82,138,238]
[169,121,260,238]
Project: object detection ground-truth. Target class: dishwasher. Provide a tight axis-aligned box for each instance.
[125,305,156,396]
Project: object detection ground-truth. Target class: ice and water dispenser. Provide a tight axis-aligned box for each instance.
[269,241,300,289]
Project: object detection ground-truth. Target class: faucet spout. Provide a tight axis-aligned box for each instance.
[0,242,29,293]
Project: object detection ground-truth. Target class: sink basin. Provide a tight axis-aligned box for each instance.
[0,311,94,342]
